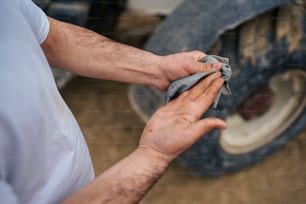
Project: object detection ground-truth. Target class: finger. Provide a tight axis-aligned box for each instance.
[187,51,222,74]
[195,78,224,113]
[182,72,222,101]
[190,118,227,143]
[193,61,222,74]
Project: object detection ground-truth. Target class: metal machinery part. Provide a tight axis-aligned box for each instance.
[220,70,306,154]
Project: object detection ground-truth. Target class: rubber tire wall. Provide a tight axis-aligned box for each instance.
[145,8,306,176]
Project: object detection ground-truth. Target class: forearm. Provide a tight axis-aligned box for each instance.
[42,17,163,88]
[62,147,169,204]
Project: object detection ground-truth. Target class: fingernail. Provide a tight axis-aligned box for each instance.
[220,121,228,129]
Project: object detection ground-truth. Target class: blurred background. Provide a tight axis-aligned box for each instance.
[36,0,306,203]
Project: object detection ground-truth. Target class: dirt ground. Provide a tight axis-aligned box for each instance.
[61,13,306,204]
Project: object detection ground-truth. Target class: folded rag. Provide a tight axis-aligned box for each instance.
[166,55,232,108]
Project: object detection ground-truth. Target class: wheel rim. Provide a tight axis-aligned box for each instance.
[220,70,306,155]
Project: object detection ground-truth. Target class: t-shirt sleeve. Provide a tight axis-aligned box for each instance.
[17,0,50,44]
[0,182,20,204]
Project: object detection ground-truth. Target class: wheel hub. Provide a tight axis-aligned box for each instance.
[237,84,275,121]
[220,70,306,155]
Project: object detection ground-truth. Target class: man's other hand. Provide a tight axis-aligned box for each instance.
[156,51,223,90]
[139,71,227,162]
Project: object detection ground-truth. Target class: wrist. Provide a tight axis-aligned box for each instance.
[136,145,171,169]
[148,55,169,90]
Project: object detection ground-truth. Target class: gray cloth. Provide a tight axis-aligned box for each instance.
[166,55,232,108]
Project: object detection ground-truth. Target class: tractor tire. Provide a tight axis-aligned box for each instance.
[128,3,306,175]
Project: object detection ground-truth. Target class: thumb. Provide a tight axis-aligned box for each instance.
[190,50,206,61]
[188,51,222,73]
[194,61,223,73]
[190,118,227,142]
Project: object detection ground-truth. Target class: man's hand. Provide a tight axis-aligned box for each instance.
[156,51,223,90]
[63,71,226,204]
[139,71,227,162]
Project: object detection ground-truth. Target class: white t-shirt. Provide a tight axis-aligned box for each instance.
[0,1,95,203]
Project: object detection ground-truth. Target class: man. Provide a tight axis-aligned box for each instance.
[0,0,226,203]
